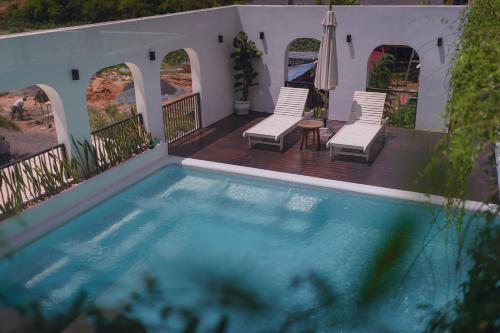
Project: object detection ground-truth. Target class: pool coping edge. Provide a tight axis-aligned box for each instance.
[172,156,497,213]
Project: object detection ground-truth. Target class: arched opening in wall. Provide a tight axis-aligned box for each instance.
[0,84,60,165]
[285,38,326,119]
[367,45,420,129]
[160,48,202,143]
[286,38,319,84]
[86,63,139,133]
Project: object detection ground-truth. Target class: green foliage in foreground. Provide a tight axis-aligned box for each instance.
[420,1,500,331]
[424,221,500,333]
[424,0,500,226]
[1,216,430,333]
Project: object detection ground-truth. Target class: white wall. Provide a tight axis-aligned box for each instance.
[0,7,241,154]
[0,4,463,157]
[238,5,463,132]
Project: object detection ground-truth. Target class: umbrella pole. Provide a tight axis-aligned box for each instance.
[322,89,328,128]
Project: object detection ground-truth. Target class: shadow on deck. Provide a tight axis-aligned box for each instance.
[169,112,498,203]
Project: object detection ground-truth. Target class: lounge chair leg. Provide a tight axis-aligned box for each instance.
[248,137,253,148]
[280,138,284,152]
[330,147,334,161]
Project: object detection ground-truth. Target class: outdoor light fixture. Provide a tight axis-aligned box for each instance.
[437,37,443,47]
[218,35,223,43]
[71,69,79,81]
[260,32,265,40]
[346,34,352,43]
[149,51,156,61]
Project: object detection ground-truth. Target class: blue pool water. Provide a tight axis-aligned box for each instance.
[0,166,479,332]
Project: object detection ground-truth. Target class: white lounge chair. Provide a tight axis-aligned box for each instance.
[243,87,309,151]
[326,91,387,162]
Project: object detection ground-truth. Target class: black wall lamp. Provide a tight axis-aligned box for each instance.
[259,32,265,40]
[346,34,352,43]
[437,37,443,47]
[149,51,156,61]
[71,69,79,81]
[218,35,223,43]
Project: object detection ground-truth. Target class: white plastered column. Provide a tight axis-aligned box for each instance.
[128,62,164,144]
[38,83,91,158]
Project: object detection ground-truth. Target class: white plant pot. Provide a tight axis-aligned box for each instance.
[304,111,314,119]
[234,100,251,115]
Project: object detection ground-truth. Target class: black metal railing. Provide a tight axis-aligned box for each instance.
[0,144,69,211]
[285,81,324,110]
[91,113,145,168]
[162,93,202,143]
[367,87,418,128]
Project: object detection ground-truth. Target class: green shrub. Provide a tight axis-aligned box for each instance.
[368,54,395,89]
[424,0,500,223]
[88,108,108,132]
[162,49,189,67]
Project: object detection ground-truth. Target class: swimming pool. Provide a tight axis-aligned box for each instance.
[0,165,478,332]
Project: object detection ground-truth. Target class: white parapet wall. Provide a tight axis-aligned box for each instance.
[0,6,242,151]
[0,5,464,156]
[238,5,464,133]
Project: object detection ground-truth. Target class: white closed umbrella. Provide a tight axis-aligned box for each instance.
[314,5,338,129]
[315,6,338,90]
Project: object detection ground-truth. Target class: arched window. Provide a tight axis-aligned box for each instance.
[285,38,320,84]
[161,48,202,143]
[160,49,193,105]
[367,45,420,128]
[0,84,61,162]
[285,38,325,117]
[86,63,138,132]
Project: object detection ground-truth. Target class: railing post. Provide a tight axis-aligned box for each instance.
[196,93,202,129]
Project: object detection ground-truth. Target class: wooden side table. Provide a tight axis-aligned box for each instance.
[298,119,323,151]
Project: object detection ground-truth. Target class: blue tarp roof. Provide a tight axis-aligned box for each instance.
[287,61,317,81]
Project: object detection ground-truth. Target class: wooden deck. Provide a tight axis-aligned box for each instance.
[169,112,498,203]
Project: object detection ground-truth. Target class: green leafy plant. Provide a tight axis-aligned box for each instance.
[0,148,77,219]
[421,1,500,331]
[424,221,500,333]
[92,113,153,169]
[0,113,153,220]
[230,31,263,101]
[423,0,499,227]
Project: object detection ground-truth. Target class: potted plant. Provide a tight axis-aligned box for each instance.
[231,31,263,115]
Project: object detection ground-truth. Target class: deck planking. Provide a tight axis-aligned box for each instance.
[169,112,498,203]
